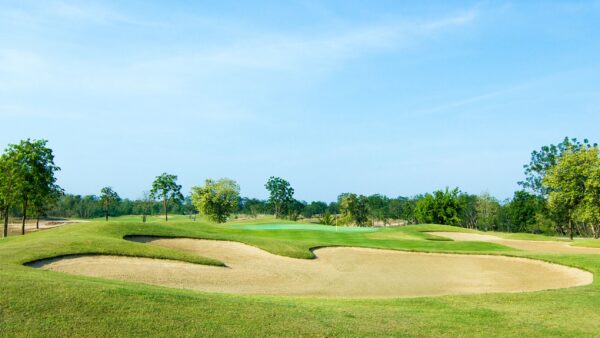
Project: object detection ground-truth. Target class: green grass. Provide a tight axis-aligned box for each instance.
[1,216,600,337]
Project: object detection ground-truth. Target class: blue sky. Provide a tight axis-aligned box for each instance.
[1,1,599,202]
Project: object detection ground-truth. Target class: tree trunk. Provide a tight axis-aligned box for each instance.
[569,217,573,241]
[105,202,109,221]
[3,207,8,238]
[22,197,28,235]
[164,198,168,222]
[36,214,40,229]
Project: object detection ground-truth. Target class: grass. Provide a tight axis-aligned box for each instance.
[1,216,600,337]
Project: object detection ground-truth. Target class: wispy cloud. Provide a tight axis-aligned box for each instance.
[198,9,479,71]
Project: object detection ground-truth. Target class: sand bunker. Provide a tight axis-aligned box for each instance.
[431,232,600,254]
[31,237,592,298]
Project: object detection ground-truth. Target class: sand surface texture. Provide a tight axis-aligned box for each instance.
[33,236,593,298]
[431,232,600,254]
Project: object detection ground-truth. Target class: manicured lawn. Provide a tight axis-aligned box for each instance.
[1,216,600,337]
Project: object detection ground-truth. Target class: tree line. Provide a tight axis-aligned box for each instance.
[2,137,599,238]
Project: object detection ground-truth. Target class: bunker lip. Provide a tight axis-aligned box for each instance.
[29,237,593,299]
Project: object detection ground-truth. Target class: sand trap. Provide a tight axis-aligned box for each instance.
[431,232,600,254]
[30,237,592,298]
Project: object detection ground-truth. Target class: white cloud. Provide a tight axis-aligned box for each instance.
[197,9,479,71]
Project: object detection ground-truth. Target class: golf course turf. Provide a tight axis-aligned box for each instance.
[2,216,600,337]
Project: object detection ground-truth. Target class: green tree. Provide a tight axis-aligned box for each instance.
[302,201,328,218]
[543,147,599,239]
[475,192,500,231]
[415,188,462,226]
[265,176,294,218]
[4,139,61,235]
[505,191,542,233]
[100,187,120,221]
[339,193,370,226]
[521,137,595,195]
[32,183,63,228]
[458,193,478,229]
[191,178,240,223]
[576,147,600,238]
[150,173,184,222]
[366,194,390,225]
[0,155,17,237]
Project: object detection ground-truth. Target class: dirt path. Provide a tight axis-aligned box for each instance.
[32,237,592,298]
[430,232,600,254]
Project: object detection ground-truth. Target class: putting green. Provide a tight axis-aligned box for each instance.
[231,223,379,232]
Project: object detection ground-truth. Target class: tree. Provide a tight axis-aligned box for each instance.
[302,201,328,218]
[150,173,183,222]
[543,146,599,239]
[339,193,370,226]
[576,147,600,238]
[32,183,63,228]
[458,193,478,229]
[191,178,240,223]
[367,194,390,225]
[138,191,154,223]
[4,139,61,235]
[99,187,120,221]
[0,154,17,238]
[475,192,500,231]
[521,137,595,195]
[265,176,294,218]
[505,191,542,233]
[415,188,462,226]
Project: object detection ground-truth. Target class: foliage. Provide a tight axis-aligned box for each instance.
[265,176,295,218]
[318,211,336,225]
[504,191,542,233]
[475,192,500,231]
[338,193,369,226]
[99,187,120,221]
[415,188,463,226]
[191,178,240,223]
[520,137,595,195]
[150,173,184,221]
[1,139,61,235]
[543,146,600,238]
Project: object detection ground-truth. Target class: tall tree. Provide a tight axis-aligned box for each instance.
[543,146,599,239]
[4,139,61,235]
[339,193,370,226]
[150,173,183,222]
[32,183,63,229]
[0,154,17,237]
[99,187,120,221]
[520,137,595,196]
[475,192,500,231]
[505,191,540,233]
[415,188,463,226]
[265,176,294,218]
[191,178,240,223]
[575,147,600,238]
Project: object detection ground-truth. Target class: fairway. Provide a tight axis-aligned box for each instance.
[3,218,600,337]
[231,223,378,232]
[31,236,592,298]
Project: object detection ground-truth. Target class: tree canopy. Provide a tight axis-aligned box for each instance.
[150,173,184,222]
[265,176,295,219]
[191,178,240,223]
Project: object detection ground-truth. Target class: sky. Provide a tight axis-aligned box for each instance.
[1,1,600,202]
